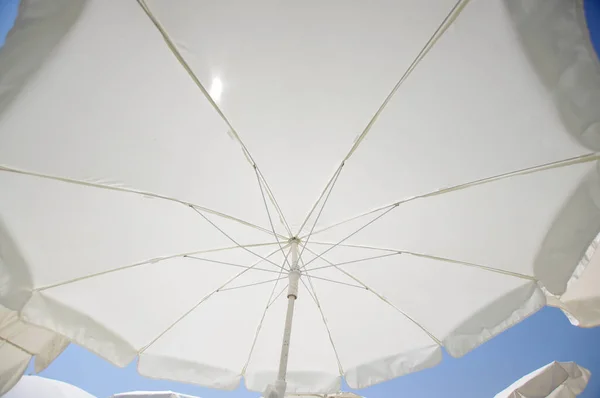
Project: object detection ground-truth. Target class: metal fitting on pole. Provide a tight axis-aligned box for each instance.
[288,270,300,299]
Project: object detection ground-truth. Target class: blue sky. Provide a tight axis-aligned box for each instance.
[0,0,18,47]
[2,1,600,397]
[587,0,600,56]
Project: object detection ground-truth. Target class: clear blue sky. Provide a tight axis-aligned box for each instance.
[2,1,600,397]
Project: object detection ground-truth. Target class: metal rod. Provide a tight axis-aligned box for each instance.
[277,291,297,381]
[275,239,300,394]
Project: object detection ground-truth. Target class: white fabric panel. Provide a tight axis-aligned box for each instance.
[34,336,69,373]
[318,0,593,229]
[494,361,590,398]
[143,0,460,230]
[0,305,69,394]
[503,0,600,151]
[3,375,96,398]
[321,249,545,358]
[0,0,274,234]
[1,0,599,393]
[0,343,30,397]
[22,250,281,368]
[315,162,600,296]
[1,305,57,353]
[139,273,282,390]
[547,235,600,327]
[0,172,270,294]
[0,0,87,117]
[303,268,442,389]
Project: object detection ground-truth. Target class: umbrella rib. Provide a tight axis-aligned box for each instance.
[299,273,366,290]
[295,0,470,237]
[297,166,343,265]
[300,249,441,344]
[254,167,292,269]
[300,259,345,377]
[190,206,288,271]
[333,266,442,346]
[302,244,535,284]
[135,0,251,165]
[295,163,344,238]
[0,337,35,356]
[305,252,443,346]
[303,252,402,272]
[299,277,318,304]
[401,251,537,281]
[310,242,400,253]
[268,283,289,308]
[138,246,284,355]
[341,0,470,163]
[302,152,600,240]
[0,165,285,240]
[184,255,283,275]
[136,0,292,236]
[217,276,287,292]
[300,205,397,270]
[34,242,280,292]
[299,204,395,242]
[186,243,293,277]
[241,246,291,376]
[255,167,293,237]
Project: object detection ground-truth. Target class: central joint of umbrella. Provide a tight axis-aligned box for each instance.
[264,240,301,398]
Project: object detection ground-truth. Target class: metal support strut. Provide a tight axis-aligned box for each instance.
[264,239,301,398]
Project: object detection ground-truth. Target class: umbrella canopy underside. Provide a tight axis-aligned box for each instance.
[1,0,600,394]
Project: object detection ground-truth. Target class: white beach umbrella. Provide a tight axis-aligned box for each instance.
[2,375,96,398]
[1,1,599,397]
[110,392,200,398]
[0,305,69,395]
[494,361,591,398]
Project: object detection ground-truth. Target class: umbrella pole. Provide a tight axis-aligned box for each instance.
[266,239,301,398]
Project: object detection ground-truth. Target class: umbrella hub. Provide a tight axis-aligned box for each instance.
[288,236,301,247]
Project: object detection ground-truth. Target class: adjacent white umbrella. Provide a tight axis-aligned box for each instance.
[1,1,600,397]
[546,235,600,328]
[0,305,69,395]
[494,361,591,398]
[2,375,96,398]
[262,393,363,398]
[110,392,200,398]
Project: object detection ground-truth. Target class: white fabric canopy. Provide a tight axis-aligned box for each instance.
[2,375,96,398]
[547,235,600,327]
[1,0,600,395]
[494,361,591,398]
[0,305,69,395]
[110,392,200,398]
